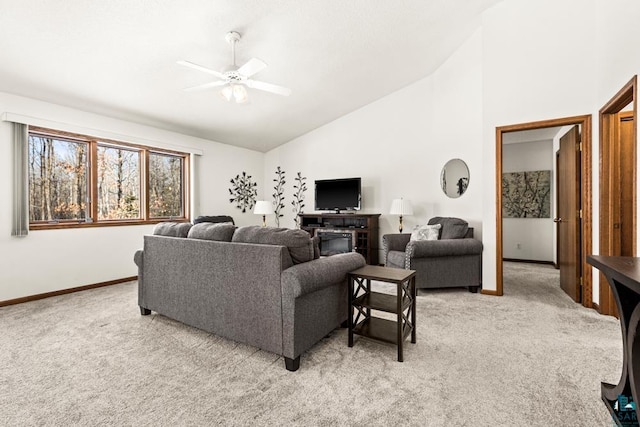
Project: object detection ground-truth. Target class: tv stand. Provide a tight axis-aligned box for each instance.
[300,213,380,265]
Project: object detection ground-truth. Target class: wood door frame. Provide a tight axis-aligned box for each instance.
[599,75,638,316]
[555,151,560,269]
[493,115,593,307]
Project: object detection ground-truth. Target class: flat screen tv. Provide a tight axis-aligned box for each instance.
[315,177,361,212]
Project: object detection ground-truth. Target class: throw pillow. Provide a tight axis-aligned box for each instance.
[152,222,192,238]
[410,224,441,241]
[232,226,315,264]
[187,222,236,242]
[428,217,469,239]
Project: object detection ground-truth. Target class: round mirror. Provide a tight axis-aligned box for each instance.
[440,159,470,198]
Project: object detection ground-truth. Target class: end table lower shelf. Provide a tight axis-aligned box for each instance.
[352,317,413,345]
[348,265,417,362]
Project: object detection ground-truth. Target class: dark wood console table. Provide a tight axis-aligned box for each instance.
[587,255,640,426]
[300,213,380,265]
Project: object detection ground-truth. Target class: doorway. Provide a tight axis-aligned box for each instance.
[599,76,638,317]
[494,115,593,307]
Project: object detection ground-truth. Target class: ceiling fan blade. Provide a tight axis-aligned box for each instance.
[237,58,267,78]
[177,60,225,79]
[183,80,227,92]
[246,79,291,97]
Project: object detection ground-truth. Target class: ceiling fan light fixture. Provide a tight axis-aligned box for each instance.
[233,84,248,103]
[220,85,233,101]
[220,83,248,104]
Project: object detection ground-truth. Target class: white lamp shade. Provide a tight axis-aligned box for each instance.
[253,200,274,215]
[389,198,414,216]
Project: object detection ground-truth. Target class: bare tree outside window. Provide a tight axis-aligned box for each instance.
[28,135,88,221]
[149,152,183,218]
[97,145,140,220]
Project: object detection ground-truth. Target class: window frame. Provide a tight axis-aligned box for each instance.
[95,142,143,222]
[147,150,188,220]
[28,126,190,230]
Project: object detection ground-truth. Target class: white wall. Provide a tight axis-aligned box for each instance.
[481,0,639,302]
[481,0,598,294]
[263,0,639,302]
[265,29,485,262]
[502,140,555,261]
[266,0,640,304]
[0,92,264,302]
[593,0,640,303]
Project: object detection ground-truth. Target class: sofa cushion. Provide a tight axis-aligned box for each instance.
[386,250,406,269]
[193,215,235,225]
[187,222,236,242]
[410,224,441,241]
[232,226,315,264]
[428,217,468,239]
[153,222,192,238]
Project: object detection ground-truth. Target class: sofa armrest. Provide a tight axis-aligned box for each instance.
[407,238,483,258]
[383,234,411,253]
[134,249,143,268]
[133,249,144,306]
[281,252,366,299]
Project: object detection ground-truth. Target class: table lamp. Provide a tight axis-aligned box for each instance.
[390,198,413,233]
[253,201,274,227]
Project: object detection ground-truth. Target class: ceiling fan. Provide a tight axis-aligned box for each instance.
[177,31,291,103]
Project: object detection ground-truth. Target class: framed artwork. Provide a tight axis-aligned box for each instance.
[502,170,551,218]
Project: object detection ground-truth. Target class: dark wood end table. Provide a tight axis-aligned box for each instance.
[348,265,417,362]
[588,255,640,426]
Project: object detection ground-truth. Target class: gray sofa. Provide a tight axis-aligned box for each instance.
[134,223,365,371]
[383,217,483,292]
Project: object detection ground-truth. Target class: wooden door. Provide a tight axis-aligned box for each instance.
[556,126,582,302]
[600,111,635,317]
[617,112,635,257]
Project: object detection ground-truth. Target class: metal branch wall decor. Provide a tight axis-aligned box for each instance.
[502,170,551,218]
[228,172,257,213]
[272,167,285,226]
[291,172,308,228]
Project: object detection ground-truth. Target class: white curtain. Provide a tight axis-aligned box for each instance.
[12,122,28,237]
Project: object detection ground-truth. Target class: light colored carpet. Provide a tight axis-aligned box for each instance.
[0,262,622,426]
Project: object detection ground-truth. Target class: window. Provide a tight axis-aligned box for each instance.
[97,145,141,220]
[149,152,184,218]
[27,127,189,229]
[28,134,88,222]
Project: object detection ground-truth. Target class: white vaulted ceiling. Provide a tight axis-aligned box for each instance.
[0,0,502,152]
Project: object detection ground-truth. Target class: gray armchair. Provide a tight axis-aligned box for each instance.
[383,217,483,292]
